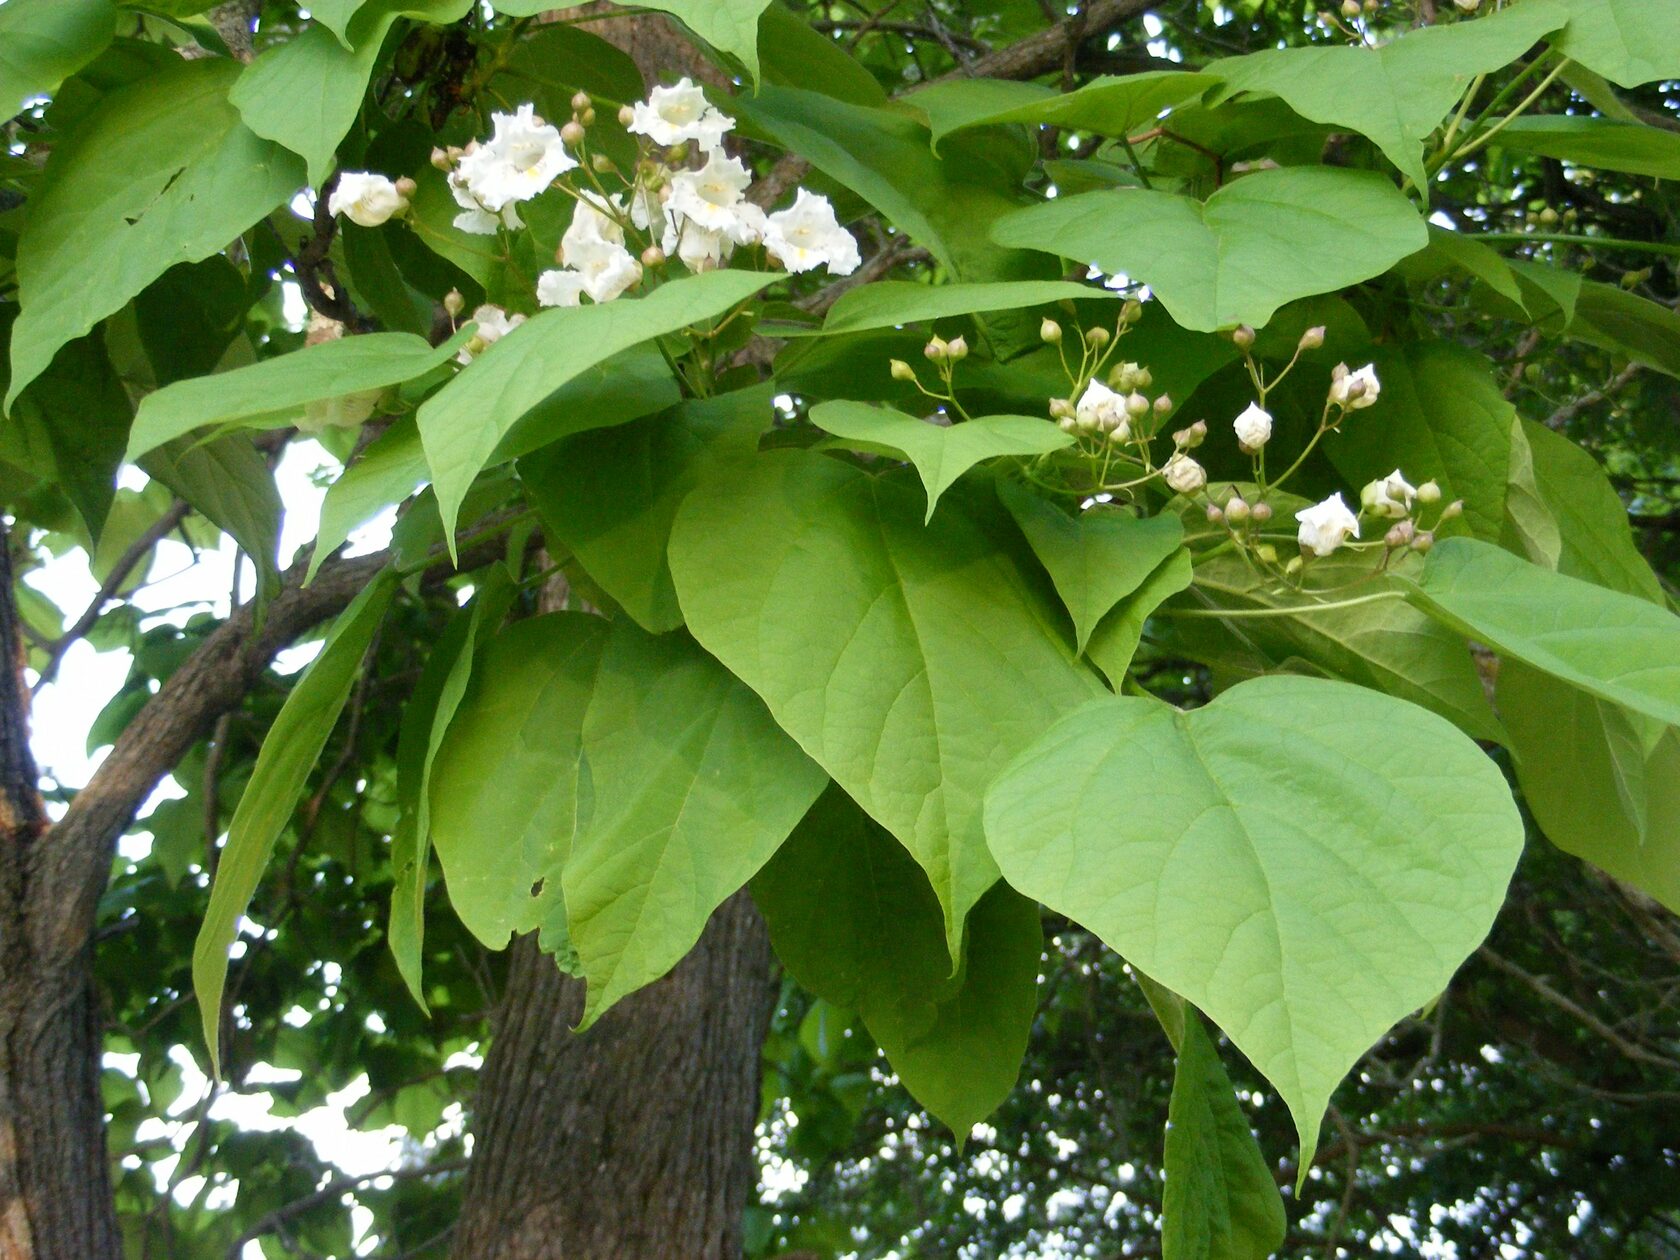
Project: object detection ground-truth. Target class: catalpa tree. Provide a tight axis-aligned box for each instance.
[1,0,1678,1256]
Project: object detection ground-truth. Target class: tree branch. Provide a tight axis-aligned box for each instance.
[226,1159,468,1259]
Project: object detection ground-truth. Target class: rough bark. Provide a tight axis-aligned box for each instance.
[449,894,776,1260]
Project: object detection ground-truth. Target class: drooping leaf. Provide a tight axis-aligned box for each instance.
[1205,1,1568,189]
[193,568,397,1075]
[1086,548,1195,689]
[912,71,1215,152]
[520,384,772,633]
[128,329,471,461]
[0,0,116,117]
[998,479,1185,655]
[811,402,1072,523]
[669,451,1104,958]
[417,269,777,550]
[141,434,284,597]
[1503,415,1563,571]
[984,674,1524,1166]
[810,279,1115,338]
[1565,280,1680,380]
[6,59,304,407]
[1551,0,1680,88]
[754,785,1042,1137]
[1162,1005,1288,1260]
[992,167,1427,332]
[1488,115,1680,180]
[1407,537,1680,728]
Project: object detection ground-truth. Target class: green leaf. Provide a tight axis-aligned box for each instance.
[811,279,1114,338]
[128,330,469,461]
[1410,227,1525,306]
[305,0,370,45]
[1552,0,1680,88]
[992,167,1428,332]
[998,479,1185,655]
[1324,342,1512,542]
[1488,115,1680,180]
[193,568,397,1075]
[758,3,886,107]
[1205,1,1568,189]
[6,59,304,408]
[984,674,1524,1166]
[0,0,116,117]
[912,70,1215,152]
[519,384,770,634]
[141,434,283,596]
[1163,1007,1288,1260]
[668,451,1104,957]
[754,785,1042,1136]
[564,620,827,1024]
[492,0,773,80]
[810,402,1073,523]
[1087,549,1195,689]
[1407,537,1680,728]
[308,419,424,584]
[417,269,777,551]
[1503,415,1563,571]
[1565,280,1680,379]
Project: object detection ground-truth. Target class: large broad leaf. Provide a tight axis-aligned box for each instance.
[753,785,1042,1137]
[999,479,1185,656]
[810,402,1072,523]
[757,2,886,107]
[813,279,1114,338]
[984,675,1524,1166]
[669,452,1104,957]
[141,434,284,597]
[428,613,824,1017]
[912,71,1216,152]
[417,269,776,549]
[308,419,426,584]
[1552,0,1680,87]
[6,59,304,407]
[1565,281,1680,380]
[1408,537,1680,728]
[0,0,115,117]
[1324,342,1512,542]
[1205,2,1567,189]
[128,329,471,461]
[520,385,771,634]
[1087,549,1195,689]
[193,569,397,1075]
[1158,999,1288,1260]
[992,167,1427,332]
[1489,115,1680,180]
[492,0,773,80]
[230,1,473,187]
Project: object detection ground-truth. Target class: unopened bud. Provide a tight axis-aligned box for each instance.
[1153,394,1173,417]
[1107,428,1129,446]
[593,153,615,172]
[1621,267,1653,291]
[641,245,666,268]
[1134,367,1152,390]
[581,107,596,125]
[1285,555,1305,577]
[1085,326,1111,348]
[561,120,587,147]
[1231,324,1256,350]
[1440,499,1464,521]
[1416,480,1442,504]
[571,90,593,112]
[1049,398,1075,421]
[430,146,452,171]
[463,334,488,357]
[443,289,465,318]
[619,104,637,126]
[1250,501,1273,524]
[1120,299,1144,325]
[668,141,689,162]
[1341,0,1361,17]
[1255,543,1279,564]
[1299,325,1326,351]
[1538,206,1559,227]
[1041,318,1063,344]
[946,335,969,361]
[1412,531,1435,554]
[1125,391,1151,419]
[394,176,417,198]
[1206,504,1225,524]
[890,358,916,382]
[1226,496,1251,524]
[1384,520,1416,549]
[924,336,949,361]
[1058,415,1079,433]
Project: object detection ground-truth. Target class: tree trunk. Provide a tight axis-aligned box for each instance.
[0,519,122,1260]
[449,892,776,1260]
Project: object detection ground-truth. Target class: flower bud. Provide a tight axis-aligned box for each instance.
[561,120,587,147]
[1049,398,1075,421]
[619,104,637,126]
[668,141,689,162]
[581,107,596,125]
[463,334,488,357]
[1299,325,1326,351]
[1341,0,1361,17]
[890,358,916,382]
[1453,0,1479,8]
[946,335,969,361]
[571,90,593,112]
[593,153,615,172]
[1255,543,1279,564]
[924,336,949,361]
[1085,326,1111,348]
[1226,496,1251,524]
[1231,324,1256,350]
[1134,367,1153,390]
[1163,453,1207,495]
[1125,391,1151,419]
[1250,501,1273,524]
[641,245,667,268]
[1120,299,1144,325]
[1107,428,1129,446]
[1285,555,1305,577]
[1153,394,1174,419]
[1040,318,1063,344]
[1412,530,1435,554]
[394,176,417,198]
[1058,415,1079,433]
[443,288,465,318]
[1416,480,1442,504]
[1440,499,1464,521]
[1384,520,1416,549]
[1206,504,1225,524]
[430,146,452,171]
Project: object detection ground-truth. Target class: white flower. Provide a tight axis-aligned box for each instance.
[456,304,526,363]
[1163,453,1207,495]
[298,387,382,433]
[629,176,665,231]
[1329,362,1381,410]
[536,269,588,308]
[1295,492,1361,556]
[577,247,643,302]
[667,150,755,233]
[455,104,576,212]
[762,190,860,275]
[327,172,407,227]
[1361,468,1416,518]
[560,193,643,301]
[449,171,523,236]
[1233,401,1273,450]
[628,78,735,152]
[664,219,731,273]
[1074,379,1128,437]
